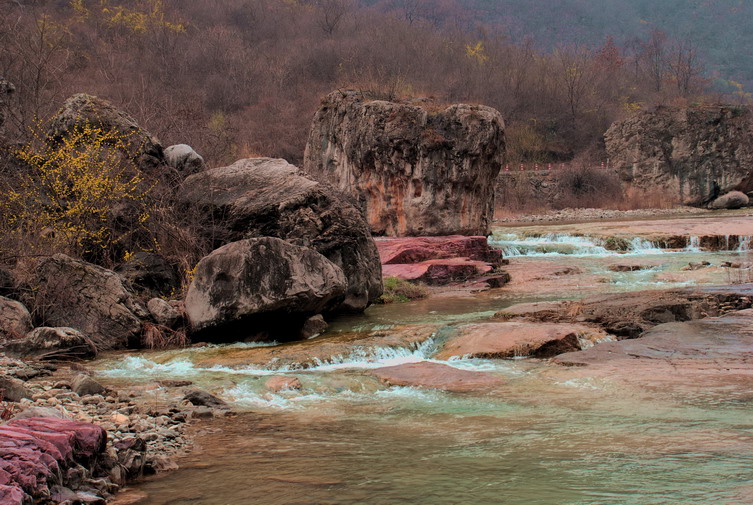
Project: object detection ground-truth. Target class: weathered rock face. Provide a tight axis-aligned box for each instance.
[185,238,347,340]
[371,361,504,393]
[47,93,164,172]
[28,254,147,349]
[0,297,32,341]
[114,252,180,298]
[303,90,505,236]
[0,78,14,140]
[178,157,382,311]
[605,106,753,205]
[4,327,97,361]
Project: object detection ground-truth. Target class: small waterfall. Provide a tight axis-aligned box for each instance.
[685,236,701,252]
[489,233,612,257]
[626,237,663,254]
[737,236,752,251]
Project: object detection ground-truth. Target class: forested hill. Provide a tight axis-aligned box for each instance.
[372,0,753,90]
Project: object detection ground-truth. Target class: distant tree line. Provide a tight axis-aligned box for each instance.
[0,0,742,167]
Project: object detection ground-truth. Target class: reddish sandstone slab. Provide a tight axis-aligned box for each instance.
[371,361,503,393]
[375,236,502,265]
[382,258,493,284]
[434,322,607,360]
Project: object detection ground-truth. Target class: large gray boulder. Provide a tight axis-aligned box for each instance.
[708,190,749,209]
[185,237,347,340]
[4,327,97,361]
[0,296,33,341]
[605,105,753,205]
[178,157,382,312]
[47,93,165,172]
[303,90,506,236]
[28,254,147,349]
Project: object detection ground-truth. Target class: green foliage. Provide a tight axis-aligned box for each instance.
[378,277,429,304]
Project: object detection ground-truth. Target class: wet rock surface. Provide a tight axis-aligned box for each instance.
[434,322,608,360]
[371,361,504,393]
[376,236,507,286]
[304,90,505,236]
[178,157,382,312]
[497,285,753,339]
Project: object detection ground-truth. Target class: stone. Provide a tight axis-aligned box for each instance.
[382,258,494,285]
[164,144,206,176]
[376,236,504,265]
[496,286,753,339]
[47,93,164,173]
[0,297,32,342]
[185,237,347,340]
[115,252,181,298]
[709,190,749,210]
[4,327,97,361]
[605,105,753,205]
[264,376,303,392]
[0,376,29,402]
[303,90,505,236]
[301,314,327,339]
[434,322,608,360]
[178,157,382,311]
[608,264,650,272]
[12,407,70,420]
[147,298,181,329]
[371,361,504,393]
[71,375,106,397]
[27,254,147,349]
[182,389,229,410]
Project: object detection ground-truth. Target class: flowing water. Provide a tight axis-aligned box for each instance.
[96,225,753,505]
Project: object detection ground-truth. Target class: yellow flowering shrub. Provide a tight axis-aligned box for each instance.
[0,117,152,264]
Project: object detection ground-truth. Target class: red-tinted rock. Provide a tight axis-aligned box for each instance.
[265,376,303,392]
[371,361,504,393]
[376,236,503,265]
[382,259,493,284]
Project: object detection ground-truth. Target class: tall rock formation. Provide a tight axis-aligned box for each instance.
[303,91,505,236]
[605,105,753,205]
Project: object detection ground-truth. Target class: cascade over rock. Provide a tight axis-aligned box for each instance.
[178,157,382,311]
[185,237,347,341]
[605,105,753,205]
[303,90,505,236]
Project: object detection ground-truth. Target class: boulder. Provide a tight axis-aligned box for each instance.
[376,236,504,265]
[4,327,97,361]
[179,158,382,312]
[303,90,505,236]
[182,389,229,409]
[434,322,608,360]
[47,93,164,173]
[146,298,181,328]
[71,374,106,397]
[0,376,30,402]
[114,252,180,298]
[28,254,147,349]
[381,258,494,284]
[0,297,32,341]
[709,190,749,209]
[185,238,347,340]
[605,105,753,205]
[164,144,206,176]
[371,362,504,393]
[265,376,303,392]
[301,314,327,339]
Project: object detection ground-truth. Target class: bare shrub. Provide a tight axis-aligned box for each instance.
[553,165,624,209]
[141,322,189,350]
